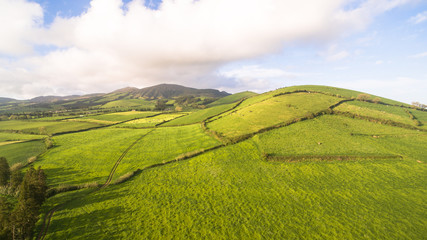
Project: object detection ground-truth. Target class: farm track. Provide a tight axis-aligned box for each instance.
[36,130,154,240]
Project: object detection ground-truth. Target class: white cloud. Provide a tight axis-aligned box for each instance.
[409,11,427,24]
[0,0,416,98]
[0,0,43,55]
[375,60,383,65]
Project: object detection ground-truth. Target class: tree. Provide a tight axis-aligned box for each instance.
[10,198,39,240]
[411,102,427,110]
[9,169,23,192]
[0,157,10,186]
[9,167,47,240]
[155,99,168,111]
[0,197,12,239]
[18,167,47,206]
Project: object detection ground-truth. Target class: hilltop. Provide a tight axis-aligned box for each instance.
[0,85,425,239]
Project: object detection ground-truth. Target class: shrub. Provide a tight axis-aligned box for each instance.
[356,94,371,101]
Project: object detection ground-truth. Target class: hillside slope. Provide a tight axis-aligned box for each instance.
[0,85,425,240]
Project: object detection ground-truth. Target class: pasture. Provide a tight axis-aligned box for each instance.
[0,140,46,165]
[0,120,101,135]
[2,85,424,239]
[207,92,340,139]
[162,103,236,126]
[39,138,426,239]
[116,113,186,128]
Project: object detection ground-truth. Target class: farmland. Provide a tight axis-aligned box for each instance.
[116,113,186,128]
[0,120,102,135]
[162,103,237,126]
[0,140,46,165]
[39,139,426,239]
[207,92,340,139]
[0,85,425,239]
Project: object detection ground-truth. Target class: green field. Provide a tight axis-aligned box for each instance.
[162,103,236,126]
[1,85,425,239]
[0,132,45,142]
[334,101,415,126]
[0,120,101,135]
[35,124,219,186]
[79,111,160,123]
[0,140,46,165]
[116,113,187,128]
[254,114,426,159]
[35,128,152,185]
[208,92,340,139]
[40,137,426,239]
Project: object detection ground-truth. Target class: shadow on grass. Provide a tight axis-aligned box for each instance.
[46,206,125,239]
[43,167,104,186]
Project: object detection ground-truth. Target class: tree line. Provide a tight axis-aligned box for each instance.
[0,157,48,240]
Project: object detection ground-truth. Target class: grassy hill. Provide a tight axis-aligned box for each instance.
[0,84,231,115]
[0,85,425,239]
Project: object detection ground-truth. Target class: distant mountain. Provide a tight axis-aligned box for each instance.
[109,84,230,99]
[30,95,82,103]
[0,97,15,103]
[0,84,231,113]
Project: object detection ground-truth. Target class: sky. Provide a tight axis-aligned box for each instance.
[0,0,426,104]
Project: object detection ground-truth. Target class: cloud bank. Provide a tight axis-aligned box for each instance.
[0,0,414,98]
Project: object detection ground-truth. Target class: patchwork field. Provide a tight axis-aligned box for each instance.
[1,85,425,240]
[207,92,340,139]
[78,111,161,123]
[116,113,187,128]
[0,120,101,135]
[39,138,426,239]
[162,103,236,126]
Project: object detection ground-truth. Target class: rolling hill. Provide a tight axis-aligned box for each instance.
[0,85,425,239]
[0,84,231,115]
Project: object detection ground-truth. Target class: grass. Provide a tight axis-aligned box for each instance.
[0,140,46,165]
[116,113,186,128]
[35,128,152,186]
[208,93,340,139]
[79,111,160,123]
[7,85,424,239]
[162,103,236,126]
[39,138,426,239]
[36,124,219,186]
[118,124,221,172]
[0,120,101,135]
[254,114,427,160]
[410,109,427,127]
[281,85,408,106]
[0,132,45,142]
[334,101,414,126]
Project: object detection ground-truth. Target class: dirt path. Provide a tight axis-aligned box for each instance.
[36,130,154,240]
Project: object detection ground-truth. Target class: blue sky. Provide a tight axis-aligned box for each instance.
[0,0,426,104]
